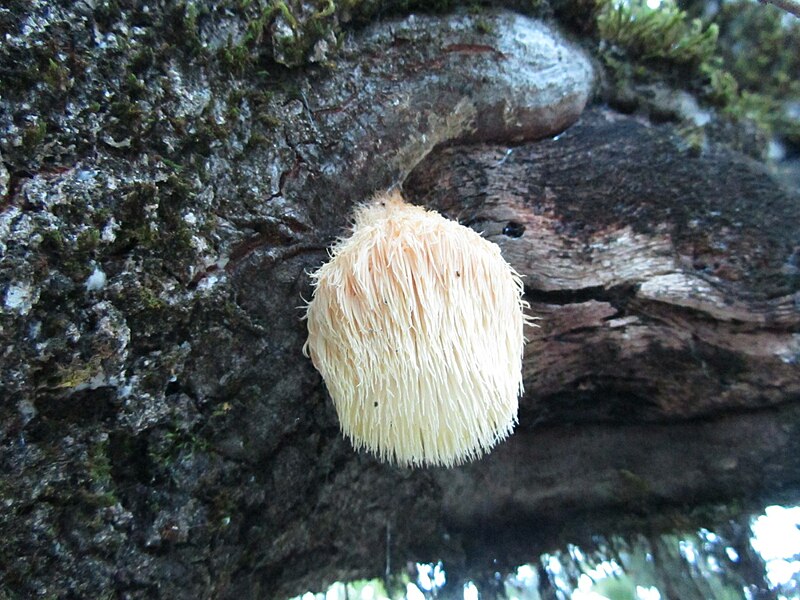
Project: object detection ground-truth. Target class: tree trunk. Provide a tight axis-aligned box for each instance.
[0,4,798,599]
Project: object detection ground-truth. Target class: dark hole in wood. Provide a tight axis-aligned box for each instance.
[503,221,525,238]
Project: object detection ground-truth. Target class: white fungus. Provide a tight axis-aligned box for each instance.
[304,191,533,467]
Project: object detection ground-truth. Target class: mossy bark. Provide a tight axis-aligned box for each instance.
[0,2,798,599]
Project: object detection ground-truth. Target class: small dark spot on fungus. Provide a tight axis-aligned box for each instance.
[503,221,526,238]
[374,402,378,407]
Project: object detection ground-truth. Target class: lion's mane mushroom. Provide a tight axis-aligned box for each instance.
[303,190,532,467]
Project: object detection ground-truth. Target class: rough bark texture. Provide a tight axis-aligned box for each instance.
[1,2,799,599]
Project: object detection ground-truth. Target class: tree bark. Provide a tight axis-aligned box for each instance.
[0,4,798,599]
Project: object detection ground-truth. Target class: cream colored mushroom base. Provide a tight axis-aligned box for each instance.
[304,191,530,467]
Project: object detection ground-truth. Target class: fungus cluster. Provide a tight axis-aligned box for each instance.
[303,191,532,467]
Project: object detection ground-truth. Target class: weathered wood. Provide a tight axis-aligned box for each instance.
[406,108,800,422]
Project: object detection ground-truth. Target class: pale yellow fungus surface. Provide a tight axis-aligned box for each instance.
[304,191,531,467]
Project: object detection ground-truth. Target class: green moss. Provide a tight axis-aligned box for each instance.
[699,62,738,107]
[113,175,196,263]
[721,91,800,147]
[675,123,705,157]
[130,47,155,74]
[21,120,47,153]
[123,72,146,99]
[218,0,526,71]
[43,58,70,92]
[160,157,184,172]
[315,0,336,19]
[211,401,234,419]
[225,88,246,121]
[163,2,206,58]
[76,229,100,254]
[257,113,281,128]
[240,89,281,131]
[41,229,66,253]
[271,0,300,30]
[714,1,800,143]
[474,18,495,35]
[52,362,103,389]
[92,208,112,227]
[139,286,167,311]
[269,1,306,67]
[41,221,104,283]
[219,41,253,76]
[219,0,335,70]
[594,0,799,147]
[716,2,800,97]
[248,89,275,108]
[245,132,268,149]
[88,441,113,487]
[597,0,718,67]
[80,440,119,508]
[227,88,246,106]
[108,99,144,142]
[150,426,210,472]
[94,0,123,32]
